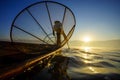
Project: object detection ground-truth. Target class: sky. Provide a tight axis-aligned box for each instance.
[0,0,120,41]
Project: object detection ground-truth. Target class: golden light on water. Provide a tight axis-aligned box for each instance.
[80,46,94,64]
[72,66,120,75]
[81,46,91,52]
[84,47,91,52]
[88,67,97,73]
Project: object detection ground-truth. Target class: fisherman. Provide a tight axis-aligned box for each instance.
[53,21,66,46]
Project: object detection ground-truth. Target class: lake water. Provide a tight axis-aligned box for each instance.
[13,46,120,80]
[62,46,120,80]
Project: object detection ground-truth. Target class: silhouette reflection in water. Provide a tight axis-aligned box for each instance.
[8,54,70,80]
[10,55,70,80]
[48,54,70,80]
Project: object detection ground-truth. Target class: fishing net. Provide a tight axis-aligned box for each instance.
[10,1,76,54]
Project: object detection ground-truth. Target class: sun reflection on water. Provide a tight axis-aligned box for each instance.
[88,67,97,73]
[67,46,120,78]
[80,47,94,64]
[83,46,91,52]
[84,60,92,64]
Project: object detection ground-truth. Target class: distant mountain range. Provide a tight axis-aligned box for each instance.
[0,39,120,48]
[69,39,120,48]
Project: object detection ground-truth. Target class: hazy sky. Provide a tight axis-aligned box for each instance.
[0,0,120,41]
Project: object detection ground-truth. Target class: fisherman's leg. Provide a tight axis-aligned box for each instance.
[57,33,61,46]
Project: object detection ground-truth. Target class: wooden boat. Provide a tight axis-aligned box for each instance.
[0,1,76,79]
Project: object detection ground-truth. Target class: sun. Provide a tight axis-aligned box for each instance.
[83,36,91,42]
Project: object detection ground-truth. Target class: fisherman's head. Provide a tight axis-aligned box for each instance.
[54,21,60,24]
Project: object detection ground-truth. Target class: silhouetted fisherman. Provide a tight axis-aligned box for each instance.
[53,21,66,46]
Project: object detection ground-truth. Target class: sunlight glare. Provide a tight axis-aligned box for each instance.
[88,67,97,73]
[84,47,91,52]
[83,36,91,42]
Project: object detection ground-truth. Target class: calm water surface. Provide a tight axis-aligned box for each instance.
[29,46,120,80]
[13,46,120,80]
[63,46,120,80]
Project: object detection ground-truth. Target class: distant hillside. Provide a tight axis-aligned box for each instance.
[69,39,120,48]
